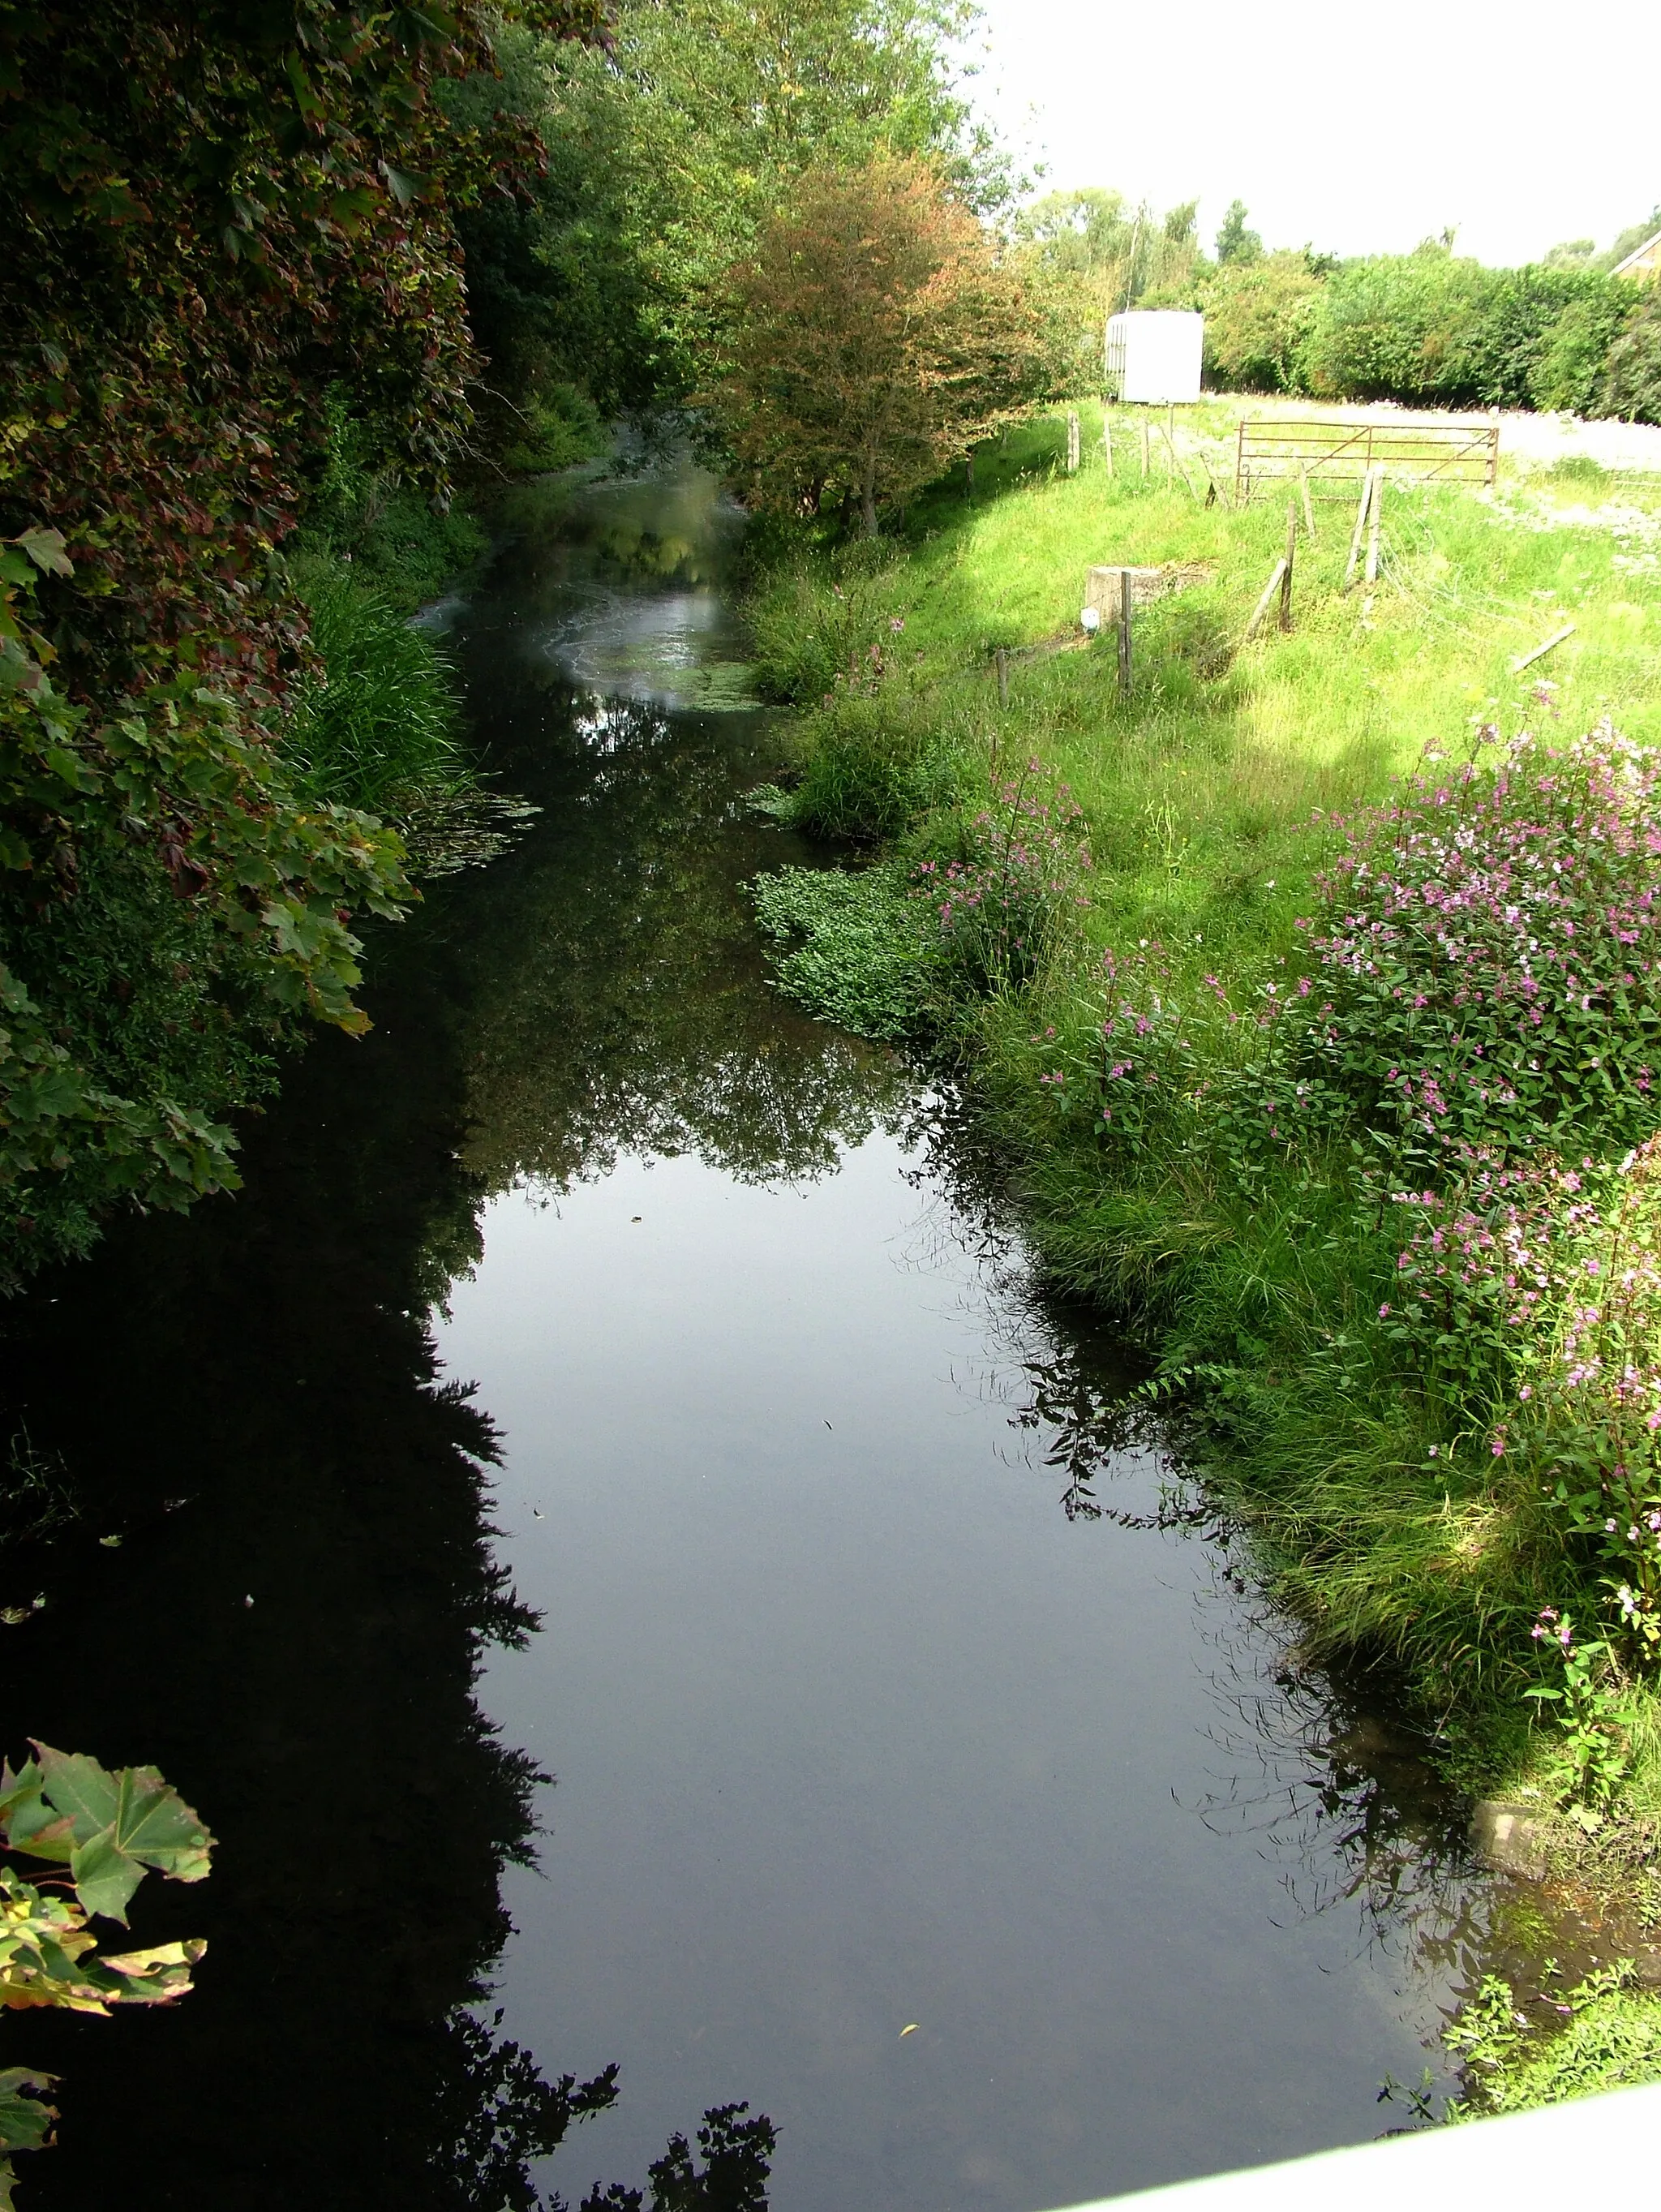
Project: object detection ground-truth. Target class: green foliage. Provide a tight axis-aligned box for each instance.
[1291,252,1636,410]
[1601,286,1661,424]
[1200,252,1324,393]
[1295,248,1492,402]
[298,393,491,612]
[0,1745,213,2204]
[1446,1963,1661,2115]
[1214,199,1262,266]
[747,565,902,703]
[1522,1617,1639,1808]
[753,863,930,1037]
[285,570,464,817]
[1,537,412,1283]
[474,0,1002,427]
[712,154,1057,535]
[0,0,618,1272]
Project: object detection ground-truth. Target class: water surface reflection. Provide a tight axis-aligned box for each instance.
[0,462,1496,2212]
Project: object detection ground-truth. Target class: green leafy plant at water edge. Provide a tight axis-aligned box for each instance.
[781,684,975,844]
[746,567,903,707]
[753,864,930,1039]
[1,534,411,1282]
[1523,1612,1639,1808]
[0,1745,213,2205]
[1444,1961,1661,2117]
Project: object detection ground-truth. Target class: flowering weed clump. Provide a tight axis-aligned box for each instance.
[1304,719,1661,1166]
[916,756,1092,996]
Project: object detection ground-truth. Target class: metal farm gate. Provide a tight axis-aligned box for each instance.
[1234,417,1500,500]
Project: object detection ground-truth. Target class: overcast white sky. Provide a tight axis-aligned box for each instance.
[968,0,1659,266]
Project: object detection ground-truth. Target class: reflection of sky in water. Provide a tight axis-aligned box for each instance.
[543,586,758,713]
[521,469,762,713]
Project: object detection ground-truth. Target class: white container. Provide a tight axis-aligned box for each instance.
[1105,311,1204,404]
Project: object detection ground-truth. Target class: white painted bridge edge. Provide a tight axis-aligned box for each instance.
[1040,2081,1661,2211]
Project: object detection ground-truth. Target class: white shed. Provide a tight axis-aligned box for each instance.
[1105,311,1204,405]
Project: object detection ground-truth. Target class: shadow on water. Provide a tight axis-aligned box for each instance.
[0,459,1502,2210]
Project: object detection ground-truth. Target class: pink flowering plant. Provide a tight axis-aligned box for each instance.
[1301,721,1661,1168]
[913,756,1092,998]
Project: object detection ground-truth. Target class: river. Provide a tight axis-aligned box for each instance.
[1,462,1498,2212]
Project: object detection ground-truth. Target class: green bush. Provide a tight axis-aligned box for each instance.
[1200,251,1324,393]
[496,380,607,475]
[1602,286,1661,422]
[1296,250,1493,402]
[746,566,900,703]
[1293,253,1633,412]
[782,688,978,843]
[301,391,488,612]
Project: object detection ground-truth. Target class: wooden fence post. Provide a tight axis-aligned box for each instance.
[1244,560,1288,642]
[1299,470,1316,538]
[1117,570,1132,697]
[1067,410,1080,474]
[1280,503,1297,630]
[1365,466,1384,585]
[1343,469,1372,590]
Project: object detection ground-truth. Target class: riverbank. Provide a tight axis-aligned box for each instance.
[749,407,1661,1921]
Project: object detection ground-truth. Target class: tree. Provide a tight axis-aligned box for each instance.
[1214,199,1263,265]
[0,2,606,1275]
[475,0,1006,418]
[1200,251,1324,393]
[712,156,1053,536]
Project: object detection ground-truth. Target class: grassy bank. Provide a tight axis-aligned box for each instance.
[750,406,1661,1824]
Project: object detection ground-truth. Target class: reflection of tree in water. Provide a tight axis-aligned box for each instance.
[492,467,742,595]
[0,851,778,2205]
[417,561,911,1202]
[1182,1587,1490,2012]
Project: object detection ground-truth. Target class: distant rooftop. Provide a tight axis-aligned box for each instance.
[1612,227,1661,279]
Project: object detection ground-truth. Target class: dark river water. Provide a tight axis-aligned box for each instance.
[1,464,1498,2211]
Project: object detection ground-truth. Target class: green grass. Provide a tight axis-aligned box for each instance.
[749,403,1661,1818]
[286,565,465,817]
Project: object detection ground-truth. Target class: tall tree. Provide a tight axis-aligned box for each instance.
[713,155,1053,535]
[492,0,1007,412]
[1215,199,1263,265]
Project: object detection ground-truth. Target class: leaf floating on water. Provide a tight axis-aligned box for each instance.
[899,2024,919,2038]
[98,1536,122,1548]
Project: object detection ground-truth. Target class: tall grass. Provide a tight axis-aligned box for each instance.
[285,568,465,818]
